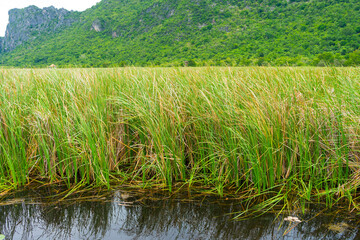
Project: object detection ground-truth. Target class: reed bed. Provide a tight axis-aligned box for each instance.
[0,67,360,211]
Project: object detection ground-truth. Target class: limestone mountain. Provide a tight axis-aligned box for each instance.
[1,6,78,53]
[1,0,360,67]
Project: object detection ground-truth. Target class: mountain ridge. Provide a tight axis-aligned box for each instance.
[1,0,360,67]
[1,5,78,53]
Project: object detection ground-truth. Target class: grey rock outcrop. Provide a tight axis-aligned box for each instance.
[91,19,104,32]
[2,5,78,52]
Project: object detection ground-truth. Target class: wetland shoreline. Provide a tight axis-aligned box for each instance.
[0,67,359,214]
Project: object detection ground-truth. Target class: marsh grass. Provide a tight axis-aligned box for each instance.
[0,67,360,212]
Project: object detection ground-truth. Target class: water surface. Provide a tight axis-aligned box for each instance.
[0,189,358,239]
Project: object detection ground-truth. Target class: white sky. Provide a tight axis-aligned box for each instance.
[0,0,101,37]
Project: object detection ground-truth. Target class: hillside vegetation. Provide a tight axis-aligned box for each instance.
[1,0,360,67]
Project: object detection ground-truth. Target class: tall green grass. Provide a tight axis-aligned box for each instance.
[0,67,359,210]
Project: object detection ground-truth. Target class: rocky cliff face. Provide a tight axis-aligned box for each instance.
[1,5,78,52]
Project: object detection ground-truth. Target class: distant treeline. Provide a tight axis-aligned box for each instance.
[1,0,360,67]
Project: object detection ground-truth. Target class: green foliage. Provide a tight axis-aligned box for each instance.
[1,67,360,210]
[347,49,360,65]
[186,59,196,67]
[1,0,360,67]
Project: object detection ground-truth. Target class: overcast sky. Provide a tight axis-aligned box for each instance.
[0,0,101,37]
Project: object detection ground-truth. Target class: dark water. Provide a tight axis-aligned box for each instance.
[0,189,359,240]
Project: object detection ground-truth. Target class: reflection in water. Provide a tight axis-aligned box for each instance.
[0,190,359,240]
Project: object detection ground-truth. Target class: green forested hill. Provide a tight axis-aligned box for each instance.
[1,0,360,67]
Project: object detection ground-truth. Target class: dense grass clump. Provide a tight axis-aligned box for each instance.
[0,67,360,210]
